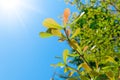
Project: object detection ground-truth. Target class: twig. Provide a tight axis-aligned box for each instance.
[63,28,93,70]
[109,2,120,12]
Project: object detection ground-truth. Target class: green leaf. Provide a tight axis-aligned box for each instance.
[90,71,99,77]
[67,78,78,80]
[64,67,69,73]
[64,67,73,73]
[95,74,108,80]
[58,37,66,42]
[63,49,69,64]
[80,76,89,80]
[39,32,53,38]
[51,62,65,68]
[68,39,80,51]
[64,67,70,73]
[106,71,115,80]
[78,62,92,73]
[71,28,80,38]
[43,18,62,30]
[51,29,62,37]
[102,66,116,70]
[68,53,79,57]
[68,71,74,77]
[47,28,65,38]
[105,56,117,64]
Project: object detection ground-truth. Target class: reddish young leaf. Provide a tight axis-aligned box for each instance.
[66,28,71,37]
[83,46,88,52]
[63,8,70,25]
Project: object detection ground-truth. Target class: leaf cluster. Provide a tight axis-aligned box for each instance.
[40,0,120,80]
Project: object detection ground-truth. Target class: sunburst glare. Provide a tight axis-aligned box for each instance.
[0,0,39,29]
[0,0,21,12]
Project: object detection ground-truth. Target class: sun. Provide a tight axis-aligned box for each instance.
[0,0,22,13]
[0,0,40,29]
[0,0,41,29]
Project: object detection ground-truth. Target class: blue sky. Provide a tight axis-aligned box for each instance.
[0,0,77,80]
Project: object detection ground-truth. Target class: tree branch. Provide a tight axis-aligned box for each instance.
[63,28,93,70]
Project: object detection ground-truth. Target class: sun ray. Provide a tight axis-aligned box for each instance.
[15,11,26,28]
[0,0,44,32]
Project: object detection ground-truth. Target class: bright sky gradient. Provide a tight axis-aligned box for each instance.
[0,0,77,80]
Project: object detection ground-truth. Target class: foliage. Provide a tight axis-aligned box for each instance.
[40,0,120,80]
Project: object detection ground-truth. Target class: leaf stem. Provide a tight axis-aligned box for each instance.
[63,28,93,70]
